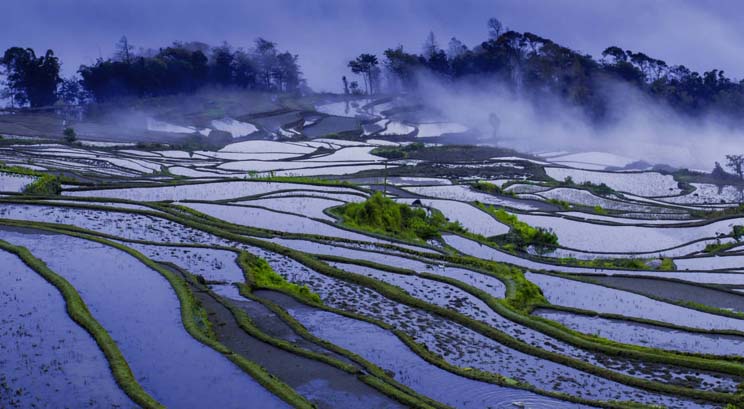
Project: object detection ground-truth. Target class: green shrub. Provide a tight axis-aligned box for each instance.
[334,191,462,241]
[241,252,321,304]
[704,240,736,254]
[63,127,77,143]
[472,181,503,195]
[370,142,424,159]
[583,182,614,196]
[22,174,61,195]
[733,225,744,241]
[482,205,558,248]
[659,258,676,271]
[547,199,570,209]
[593,205,607,214]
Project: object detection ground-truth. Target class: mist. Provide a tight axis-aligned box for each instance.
[412,72,744,171]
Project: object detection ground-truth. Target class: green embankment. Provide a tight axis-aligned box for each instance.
[3,199,743,406]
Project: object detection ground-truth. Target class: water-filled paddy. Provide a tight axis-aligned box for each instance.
[0,229,288,408]
[534,308,744,356]
[0,243,135,408]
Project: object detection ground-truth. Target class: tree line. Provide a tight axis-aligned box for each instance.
[0,37,303,107]
[345,18,744,122]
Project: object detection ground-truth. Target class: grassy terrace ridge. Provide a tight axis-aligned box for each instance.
[317,253,744,374]
[0,219,695,407]
[6,198,743,370]
[0,214,445,409]
[243,290,453,409]
[550,271,744,321]
[3,198,743,374]
[165,260,449,409]
[241,240,737,404]
[248,263,662,409]
[0,239,164,409]
[0,225,316,409]
[330,191,465,242]
[60,174,371,193]
[3,200,744,405]
[542,303,744,343]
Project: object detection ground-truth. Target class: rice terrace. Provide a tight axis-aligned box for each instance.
[3,1,744,408]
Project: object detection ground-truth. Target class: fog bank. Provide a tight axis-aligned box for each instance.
[414,74,744,170]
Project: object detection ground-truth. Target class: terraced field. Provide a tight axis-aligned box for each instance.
[2,132,744,409]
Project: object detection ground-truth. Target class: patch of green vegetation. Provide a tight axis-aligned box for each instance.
[704,240,737,254]
[504,267,548,312]
[733,225,744,241]
[472,180,502,194]
[659,257,676,271]
[471,181,517,197]
[478,204,558,248]
[247,174,353,187]
[239,251,321,304]
[554,256,658,270]
[548,198,570,209]
[593,205,607,215]
[370,142,424,159]
[333,191,463,242]
[691,204,744,219]
[0,161,75,190]
[22,174,62,195]
[560,176,616,196]
[678,300,744,320]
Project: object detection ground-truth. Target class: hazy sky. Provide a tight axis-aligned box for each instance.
[3,0,744,91]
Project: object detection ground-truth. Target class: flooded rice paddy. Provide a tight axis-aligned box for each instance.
[2,136,743,408]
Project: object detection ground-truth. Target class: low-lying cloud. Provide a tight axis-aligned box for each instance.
[413,72,744,171]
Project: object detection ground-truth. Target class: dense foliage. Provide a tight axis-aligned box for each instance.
[377,24,744,122]
[79,38,302,101]
[241,252,321,304]
[335,191,462,241]
[1,47,61,107]
[1,37,302,106]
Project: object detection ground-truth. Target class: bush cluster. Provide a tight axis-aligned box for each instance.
[485,206,558,248]
[22,174,61,195]
[335,191,462,241]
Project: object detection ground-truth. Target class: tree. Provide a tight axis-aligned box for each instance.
[210,43,234,86]
[273,52,301,92]
[58,76,88,105]
[383,46,422,91]
[253,38,278,90]
[349,81,362,95]
[115,36,134,64]
[726,155,744,180]
[422,31,439,59]
[1,47,61,107]
[487,18,503,39]
[233,49,256,89]
[348,53,379,95]
[447,37,467,59]
[63,127,77,143]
